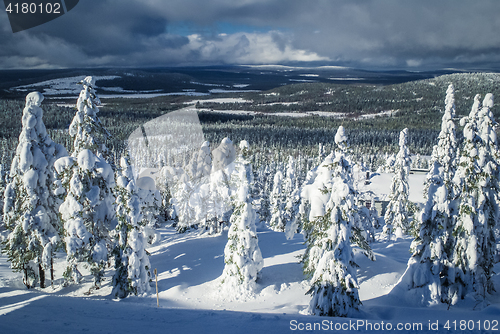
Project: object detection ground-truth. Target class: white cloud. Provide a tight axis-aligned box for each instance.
[2,0,500,69]
[406,59,423,67]
[183,32,329,64]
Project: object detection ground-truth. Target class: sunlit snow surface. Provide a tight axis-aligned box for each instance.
[1,226,499,333]
[11,75,120,96]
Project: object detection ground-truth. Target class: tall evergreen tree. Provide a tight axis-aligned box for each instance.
[449,94,500,306]
[394,84,459,305]
[112,155,151,298]
[0,164,6,225]
[305,126,361,317]
[269,167,286,231]
[137,180,161,244]
[2,92,67,288]
[283,156,301,235]
[384,128,411,240]
[220,141,263,297]
[55,77,116,288]
[206,138,235,233]
[69,76,110,159]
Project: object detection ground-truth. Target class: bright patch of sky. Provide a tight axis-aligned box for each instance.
[167,21,282,37]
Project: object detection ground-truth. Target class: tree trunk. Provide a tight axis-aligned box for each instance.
[50,257,54,288]
[39,263,45,289]
[24,267,30,289]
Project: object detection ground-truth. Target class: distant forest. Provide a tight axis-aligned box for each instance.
[0,72,499,170]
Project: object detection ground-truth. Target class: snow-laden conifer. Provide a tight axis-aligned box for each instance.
[300,127,374,266]
[2,92,67,288]
[304,126,361,317]
[253,164,272,227]
[220,141,263,297]
[383,128,411,240]
[187,141,213,233]
[206,138,235,233]
[269,168,285,231]
[188,141,212,181]
[0,164,5,225]
[69,76,110,159]
[112,155,151,298]
[136,178,161,245]
[283,156,301,235]
[394,84,459,305]
[55,78,116,288]
[449,94,500,306]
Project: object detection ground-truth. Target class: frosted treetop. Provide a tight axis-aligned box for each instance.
[25,91,44,107]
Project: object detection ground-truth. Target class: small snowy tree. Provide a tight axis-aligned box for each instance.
[172,175,196,233]
[2,92,67,288]
[394,84,459,305]
[206,138,235,233]
[357,205,376,243]
[384,128,411,240]
[0,164,6,225]
[137,178,161,245]
[449,94,500,306]
[112,155,151,298]
[299,127,374,261]
[304,126,361,317]
[220,141,263,297]
[187,141,213,233]
[188,141,212,181]
[56,77,116,288]
[283,156,301,235]
[253,164,272,226]
[269,167,286,231]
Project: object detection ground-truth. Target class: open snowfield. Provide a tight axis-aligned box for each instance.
[1,224,499,334]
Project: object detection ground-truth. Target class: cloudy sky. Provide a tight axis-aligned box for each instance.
[1,0,500,70]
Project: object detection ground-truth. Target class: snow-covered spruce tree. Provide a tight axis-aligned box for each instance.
[357,205,376,243]
[56,77,116,288]
[253,164,271,227]
[69,76,110,159]
[137,179,161,245]
[112,155,151,298]
[206,138,236,233]
[304,126,361,317]
[299,127,374,263]
[394,84,459,305]
[383,128,411,240]
[283,156,301,235]
[0,164,5,224]
[186,141,213,233]
[172,175,196,233]
[220,140,263,297]
[449,94,500,306]
[269,167,286,231]
[188,141,212,181]
[315,143,326,166]
[429,83,458,194]
[2,92,67,289]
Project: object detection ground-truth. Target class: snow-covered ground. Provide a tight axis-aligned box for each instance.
[363,172,427,204]
[1,227,499,334]
[98,92,209,99]
[10,76,120,96]
[1,165,499,333]
[195,107,400,120]
[184,97,253,105]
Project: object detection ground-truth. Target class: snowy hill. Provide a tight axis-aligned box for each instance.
[1,224,499,333]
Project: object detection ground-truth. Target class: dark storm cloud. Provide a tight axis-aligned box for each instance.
[1,0,500,69]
